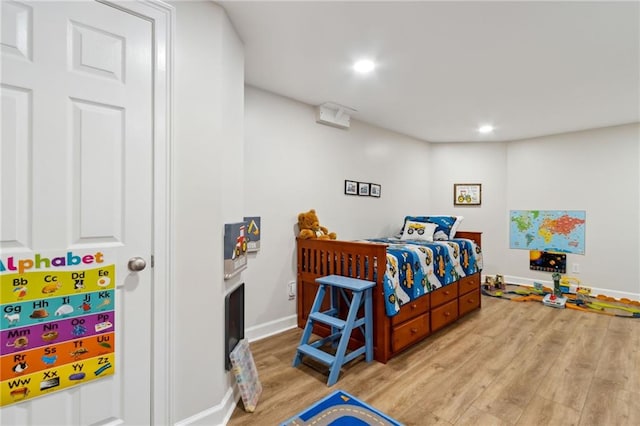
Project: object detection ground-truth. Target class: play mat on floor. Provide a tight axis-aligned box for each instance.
[280,390,403,426]
[483,283,640,318]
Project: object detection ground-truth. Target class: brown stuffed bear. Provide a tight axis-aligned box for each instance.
[297,209,337,240]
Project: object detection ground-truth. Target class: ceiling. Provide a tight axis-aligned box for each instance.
[218,1,640,142]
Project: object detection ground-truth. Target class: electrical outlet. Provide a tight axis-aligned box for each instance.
[572,263,580,274]
[288,281,296,300]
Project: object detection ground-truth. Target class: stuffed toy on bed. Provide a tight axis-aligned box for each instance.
[297,209,336,240]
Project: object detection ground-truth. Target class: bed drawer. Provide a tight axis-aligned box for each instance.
[459,274,479,296]
[431,282,458,307]
[391,294,430,326]
[392,313,430,353]
[431,299,459,332]
[459,289,480,316]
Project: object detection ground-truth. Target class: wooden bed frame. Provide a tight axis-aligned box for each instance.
[296,232,482,364]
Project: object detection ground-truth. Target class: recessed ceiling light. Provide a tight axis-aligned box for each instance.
[478,125,494,134]
[353,59,375,73]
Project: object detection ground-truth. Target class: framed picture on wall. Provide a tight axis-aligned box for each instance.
[370,184,381,198]
[454,183,482,206]
[345,180,358,195]
[223,222,248,279]
[358,182,370,196]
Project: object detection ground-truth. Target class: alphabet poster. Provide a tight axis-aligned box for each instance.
[0,251,115,406]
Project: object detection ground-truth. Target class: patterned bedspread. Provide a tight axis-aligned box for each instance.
[364,238,484,316]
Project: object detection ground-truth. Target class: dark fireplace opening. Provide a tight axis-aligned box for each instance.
[225,283,245,370]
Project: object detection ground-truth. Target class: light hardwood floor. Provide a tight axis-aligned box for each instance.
[228,295,640,425]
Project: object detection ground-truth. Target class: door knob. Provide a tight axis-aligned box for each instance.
[128,257,147,272]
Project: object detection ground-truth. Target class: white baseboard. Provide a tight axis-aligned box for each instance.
[487,274,640,301]
[246,314,298,342]
[218,388,240,426]
[174,387,238,426]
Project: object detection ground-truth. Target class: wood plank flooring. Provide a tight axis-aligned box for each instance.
[228,295,640,425]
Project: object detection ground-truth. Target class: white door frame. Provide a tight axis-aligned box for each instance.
[97,1,174,423]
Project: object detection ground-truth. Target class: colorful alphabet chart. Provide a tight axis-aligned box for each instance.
[0,251,116,406]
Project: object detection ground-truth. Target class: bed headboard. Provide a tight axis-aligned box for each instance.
[455,231,482,247]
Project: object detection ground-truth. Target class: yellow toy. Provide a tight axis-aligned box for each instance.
[297,209,337,240]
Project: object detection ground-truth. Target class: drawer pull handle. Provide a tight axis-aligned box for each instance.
[411,303,417,309]
[468,299,475,304]
[444,311,450,317]
[410,328,418,334]
[444,291,450,295]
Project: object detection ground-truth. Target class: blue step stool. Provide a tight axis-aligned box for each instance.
[292,275,375,386]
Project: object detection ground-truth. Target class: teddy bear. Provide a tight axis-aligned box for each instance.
[297,209,337,240]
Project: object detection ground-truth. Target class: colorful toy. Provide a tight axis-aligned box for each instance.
[542,272,568,308]
[483,280,640,318]
[542,293,567,308]
[483,274,506,291]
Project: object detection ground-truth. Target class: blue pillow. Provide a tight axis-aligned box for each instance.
[401,215,463,240]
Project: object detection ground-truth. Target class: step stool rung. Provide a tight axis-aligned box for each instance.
[352,318,365,328]
[315,275,377,291]
[343,346,366,364]
[296,344,335,366]
[309,312,346,329]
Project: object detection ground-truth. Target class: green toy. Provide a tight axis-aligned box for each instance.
[552,272,562,297]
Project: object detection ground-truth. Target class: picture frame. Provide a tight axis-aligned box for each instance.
[223,222,248,279]
[454,183,482,206]
[243,216,261,252]
[370,183,381,198]
[344,180,358,195]
[358,182,370,196]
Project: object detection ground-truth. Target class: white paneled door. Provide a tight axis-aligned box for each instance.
[1,1,153,424]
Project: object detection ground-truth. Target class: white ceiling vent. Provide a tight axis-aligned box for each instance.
[315,102,356,130]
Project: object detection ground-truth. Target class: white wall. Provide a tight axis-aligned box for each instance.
[505,124,639,297]
[171,1,244,424]
[242,86,432,335]
[429,142,508,275]
[430,124,640,298]
[243,87,640,343]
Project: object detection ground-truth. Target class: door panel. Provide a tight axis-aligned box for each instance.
[71,99,124,244]
[0,84,32,250]
[0,0,33,61]
[1,1,153,424]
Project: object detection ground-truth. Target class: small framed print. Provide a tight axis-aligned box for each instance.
[358,182,370,196]
[345,180,358,195]
[454,183,482,206]
[224,222,248,279]
[370,183,381,198]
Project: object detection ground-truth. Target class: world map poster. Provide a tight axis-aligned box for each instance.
[510,210,586,255]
